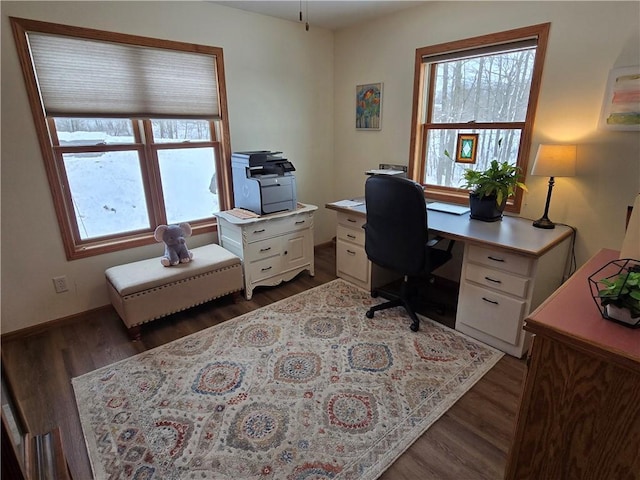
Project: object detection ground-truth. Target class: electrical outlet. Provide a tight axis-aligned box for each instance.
[52,276,68,293]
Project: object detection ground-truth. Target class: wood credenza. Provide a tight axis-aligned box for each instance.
[505,248,640,479]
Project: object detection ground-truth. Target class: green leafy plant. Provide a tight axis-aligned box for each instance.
[598,270,640,318]
[444,140,527,207]
[460,160,528,206]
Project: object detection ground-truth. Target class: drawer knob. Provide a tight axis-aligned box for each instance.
[484,276,502,284]
[487,255,505,263]
[482,297,499,305]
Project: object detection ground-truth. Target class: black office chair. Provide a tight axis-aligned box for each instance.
[363,175,454,332]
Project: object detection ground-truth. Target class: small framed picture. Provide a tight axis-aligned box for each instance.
[356,83,382,130]
[455,133,478,163]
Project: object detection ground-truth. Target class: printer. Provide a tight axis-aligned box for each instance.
[231,151,297,215]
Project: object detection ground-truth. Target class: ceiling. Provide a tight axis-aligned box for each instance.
[211,1,427,31]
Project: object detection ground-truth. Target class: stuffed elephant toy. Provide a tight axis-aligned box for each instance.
[154,222,194,266]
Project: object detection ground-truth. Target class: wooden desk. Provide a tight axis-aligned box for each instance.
[505,248,640,479]
[326,201,574,357]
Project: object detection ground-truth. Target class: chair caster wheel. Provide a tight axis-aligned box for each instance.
[366,310,374,319]
[410,323,419,332]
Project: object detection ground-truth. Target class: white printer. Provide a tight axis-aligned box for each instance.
[231,151,297,215]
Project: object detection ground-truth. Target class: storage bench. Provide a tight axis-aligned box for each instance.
[105,243,243,339]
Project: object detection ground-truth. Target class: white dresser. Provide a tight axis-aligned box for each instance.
[216,204,317,299]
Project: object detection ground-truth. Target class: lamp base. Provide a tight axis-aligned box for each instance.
[533,216,555,229]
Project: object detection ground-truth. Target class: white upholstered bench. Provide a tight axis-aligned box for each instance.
[105,243,243,340]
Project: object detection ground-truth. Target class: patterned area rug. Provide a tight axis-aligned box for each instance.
[72,279,503,479]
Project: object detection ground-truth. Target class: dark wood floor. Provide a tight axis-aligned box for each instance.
[1,244,526,479]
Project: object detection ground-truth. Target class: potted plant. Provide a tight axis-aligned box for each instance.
[445,140,528,221]
[460,159,528,221]
[597,267,640,326]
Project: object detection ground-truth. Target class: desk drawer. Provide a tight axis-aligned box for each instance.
[336,239,369,284]
[467,245,533,276]
[458,282,526,345]
[337,212,366,230]
[337,224,365,246]
[465,263,530,298]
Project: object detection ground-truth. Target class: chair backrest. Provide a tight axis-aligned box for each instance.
[364,175,428,276]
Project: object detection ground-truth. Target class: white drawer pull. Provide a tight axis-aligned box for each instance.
[487,255,505,262]
[346,250,356,255]
[485,276,502,284]
[261,266,273,272]
[253,228,266,234]
[260,247,271,252]
[482,297,499,305]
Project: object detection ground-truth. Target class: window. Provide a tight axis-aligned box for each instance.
[10,17,233,259]
[408,24,550,212]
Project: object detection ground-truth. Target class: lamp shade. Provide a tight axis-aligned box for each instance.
[531,144,577,177]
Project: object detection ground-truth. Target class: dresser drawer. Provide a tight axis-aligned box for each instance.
[336,239,369,284]
[246,255,282,282]
[465,263,530,298]
[337,224,365,246]
[458,282,526,345]
[337,212,366,230]
[467,245,533,276]
[244,212,312,243]
[246,237,280,261]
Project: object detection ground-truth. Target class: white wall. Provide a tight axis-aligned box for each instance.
[2,0,639,334]
[334,1,640,271]
[1,1,335,333]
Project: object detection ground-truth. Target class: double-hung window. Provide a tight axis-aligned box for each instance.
[409,24,550,213]
[11,17,233,259]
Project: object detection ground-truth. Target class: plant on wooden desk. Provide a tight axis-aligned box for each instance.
[598,267,640,324]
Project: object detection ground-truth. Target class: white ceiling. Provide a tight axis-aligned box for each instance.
[211,1,427,31]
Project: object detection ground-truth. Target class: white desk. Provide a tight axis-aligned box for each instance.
[326,201,574,357]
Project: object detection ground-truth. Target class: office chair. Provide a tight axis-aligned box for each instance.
[363,175,454,332]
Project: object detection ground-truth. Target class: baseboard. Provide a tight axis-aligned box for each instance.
[1,304,114,343]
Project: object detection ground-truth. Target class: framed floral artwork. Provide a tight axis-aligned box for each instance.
[356,83,382,130]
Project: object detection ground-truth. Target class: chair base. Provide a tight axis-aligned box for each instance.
[366,277,422,331]
[366,275,448,332]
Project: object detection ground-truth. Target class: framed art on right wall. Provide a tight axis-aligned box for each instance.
[599,65,640,131]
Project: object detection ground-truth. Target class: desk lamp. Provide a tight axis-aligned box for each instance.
[531,144,576,229]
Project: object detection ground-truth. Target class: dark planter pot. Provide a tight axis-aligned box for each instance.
[469,193,506,222]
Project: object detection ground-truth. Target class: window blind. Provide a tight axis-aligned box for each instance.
[422,38,537,65]
[27,33,220,119]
